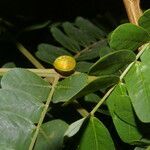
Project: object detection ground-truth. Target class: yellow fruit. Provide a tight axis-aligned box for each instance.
[53,55,76,75]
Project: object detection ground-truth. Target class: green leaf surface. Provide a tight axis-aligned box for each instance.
[110,23,150,51]
[0,145,15,150]
[84,93,100,103]
[36,43,71,64]
[51,27,80,53]
[139,9,150,34]
[63,22,95,47]
[0,111,35,150]
[134,147,146,150]
[77,116,115,150]
[76,40,107,61]
[76,61,93,73]
[0,89,44,123]
[2,62,16,68]
[64,117,86,138]
[99,46,113,57]
[75,17,106,39]
[1,68,51,102]
[89,50,136,76]
[125,62,150,123]
[34,120,68,150]
[124,42,150,123]
[107,83,142,143]
[52,73,119,103]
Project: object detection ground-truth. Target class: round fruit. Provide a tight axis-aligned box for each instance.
[53,55,76,75]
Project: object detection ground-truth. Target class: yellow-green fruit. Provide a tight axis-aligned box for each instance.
[53,55,76,75]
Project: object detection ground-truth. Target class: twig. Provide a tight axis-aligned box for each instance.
[73,100,89,117]
[16,42,45,69]
[0,68,59,77]
[123,0,142,25]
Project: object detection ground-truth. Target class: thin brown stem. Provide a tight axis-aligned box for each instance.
[123,0,142,25]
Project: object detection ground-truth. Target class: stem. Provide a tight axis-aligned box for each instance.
[16,42,45,69]
[73,100,89,117]
[90,43,149,115]
[90,86,116,115]
[74,39,105,58]
[28,76,59,150]
[0,68,60,77]
[123,0,142,25]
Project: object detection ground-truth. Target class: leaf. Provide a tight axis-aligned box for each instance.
[110,23,150,51]
[84,93,100,103]
[99,46,113,57]
[124,42,150,123]
[63,22,95,47]
[34,120,68,150]
[51,27,80,53]
[52,73,119,103]
[75,17,106,39]
[76,40,107,61]
[76,61,93,73]
[125,62,150,123]
[22,20,51,32]
[64,117,86,138]
[0,89,44,123]
[1,68,51,102]
[134,147,146,150]
[36,43,71,64]
[77,116,115,150]
[107,83,142,144]
[2,62,16,68]
[0,111,35,150]
[89,50,136,76]
[139,9,150,34]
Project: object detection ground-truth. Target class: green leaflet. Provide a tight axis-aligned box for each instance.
[89,50,136,76]
[107,83,143,144]
[0,89,44,123]
[64,117,86,138]
[76,40,107,61]
[99,45,113,57]
[1,68,51,102]
[125,63,150,123]
[36,43,71,64]
[139,9,150,34]
[63,22,95,47]
[110,23,150,51]
[51,26,80,53]
[125,44,150,123]
[84,93,100,103]
[76,61,93,73]
[75,17,106,39]
[0,111,35,150]
[77,116,115,150]
[52,73,119,103]
[2,62,16,68]
[34,120,68,150]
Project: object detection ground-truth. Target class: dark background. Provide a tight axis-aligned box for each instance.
[0,0,150,67]
[0,0,149,21]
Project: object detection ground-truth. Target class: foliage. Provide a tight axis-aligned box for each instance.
[0,9,150,150]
